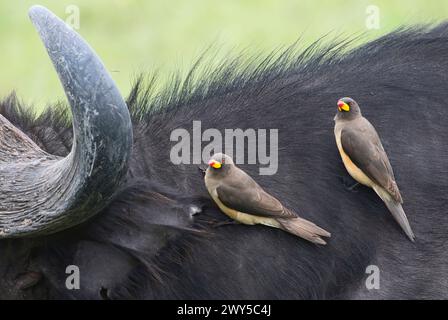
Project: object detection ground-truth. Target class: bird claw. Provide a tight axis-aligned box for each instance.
[210,219,239,228]
[340,176,360,192]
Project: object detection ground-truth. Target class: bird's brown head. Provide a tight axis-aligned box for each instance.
[207,153,234,175]
[335,97,362,121]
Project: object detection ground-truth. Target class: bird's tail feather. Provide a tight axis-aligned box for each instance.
[373,186,415,242]
[277,217,331,245]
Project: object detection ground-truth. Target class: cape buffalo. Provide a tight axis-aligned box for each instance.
[1,6,447,299]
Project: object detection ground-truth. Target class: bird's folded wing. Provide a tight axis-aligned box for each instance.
[216,184,296,218]
[341,125,403,203]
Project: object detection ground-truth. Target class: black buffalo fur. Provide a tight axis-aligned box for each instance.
[1,25,448,299]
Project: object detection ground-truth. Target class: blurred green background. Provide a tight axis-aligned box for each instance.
[1,0,448,110]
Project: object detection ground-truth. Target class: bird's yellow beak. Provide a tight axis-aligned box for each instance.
[208,160,222,169]
[337,100,350,112]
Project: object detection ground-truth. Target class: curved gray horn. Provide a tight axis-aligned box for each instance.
[0,5,133,237]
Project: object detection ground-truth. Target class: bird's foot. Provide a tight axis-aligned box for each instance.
[347,182,360,191]
[210,219,239,228]
[340,176,360,192]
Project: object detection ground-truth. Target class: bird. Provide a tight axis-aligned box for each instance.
[204,153,331,245]
[334,97,415,241]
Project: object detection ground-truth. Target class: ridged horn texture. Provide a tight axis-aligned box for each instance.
[0,5,133,238]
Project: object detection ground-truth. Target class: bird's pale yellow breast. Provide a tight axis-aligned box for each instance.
[207,187,280,228]
[334,127,374,188]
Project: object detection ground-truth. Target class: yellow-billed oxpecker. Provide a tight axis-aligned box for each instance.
[334,97,415,241]
[204,153,331,245]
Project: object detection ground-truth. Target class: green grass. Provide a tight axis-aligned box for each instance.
[1,0,448,110]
